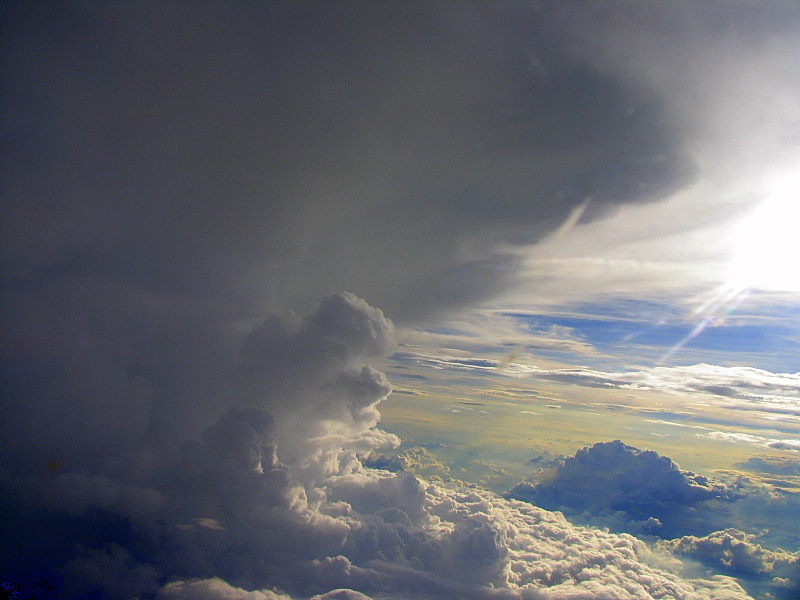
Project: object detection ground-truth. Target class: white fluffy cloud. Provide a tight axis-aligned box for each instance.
[158,468,750,599]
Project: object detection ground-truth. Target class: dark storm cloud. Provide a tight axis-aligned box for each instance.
[2,2,782,598]
[0,0,699,495]
[1,1,694,321]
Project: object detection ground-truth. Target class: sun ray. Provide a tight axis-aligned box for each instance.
[728,169,800,293]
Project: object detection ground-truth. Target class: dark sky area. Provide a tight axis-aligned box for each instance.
[1,0,702,471]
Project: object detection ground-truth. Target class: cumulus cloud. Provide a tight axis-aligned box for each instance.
[1,294,394,597]
[507,440,734,538]
[659,529,800,596]
[0,293,753,599]
[363,447,452,481]
[236,292,398,485]
[659,529,799,577]
[3,0,703,499]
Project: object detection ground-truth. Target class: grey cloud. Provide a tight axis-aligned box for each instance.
[1,294,394,597]
[237,293,398,484]
[507,440,734,538]
[13,471,165,521]
[658,529,800,595]
[240,293,395,388]
[1,2,696,324]
[3,1,793,597]
[766,440,800,451]
[327,471,427,519]
[62,544,161,600]
[737,455,800,477]
[0,292,741,599]
[0,0,716,548]
[697,385,740,398]
[194,408,279,476]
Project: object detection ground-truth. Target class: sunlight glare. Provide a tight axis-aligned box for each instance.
[728,170,800,292]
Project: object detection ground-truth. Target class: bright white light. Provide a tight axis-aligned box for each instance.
[728,170,800,292]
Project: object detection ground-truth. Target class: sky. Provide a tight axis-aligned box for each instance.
[2,1,800,599]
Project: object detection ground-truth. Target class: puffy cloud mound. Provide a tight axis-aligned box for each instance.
[658,529,800,576]
[317,479,745,599]
[362,447,452,480]
[659,529,800,597]
[507,440,733,538]
[1,297,754,599]
[236,292,398,487]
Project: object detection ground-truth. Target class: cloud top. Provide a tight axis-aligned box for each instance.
[508,440,732,538]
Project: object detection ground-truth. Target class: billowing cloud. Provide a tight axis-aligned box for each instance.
[1,294,752,599]
[3,2,799,599]
[235,292,398,484]
[658,529,800,596]
[507,440,734,538]
[659,529,799,576]
[0,1,710,506]
[363,447,453,481]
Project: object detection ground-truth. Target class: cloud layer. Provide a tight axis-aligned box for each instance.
[659,530,800,597]
[1,294,752,599]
